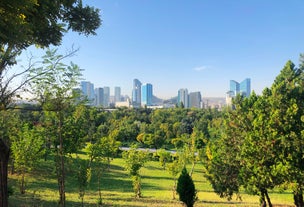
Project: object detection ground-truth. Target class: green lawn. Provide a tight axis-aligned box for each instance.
[8,156,294,207]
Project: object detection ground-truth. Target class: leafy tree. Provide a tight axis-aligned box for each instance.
[30,48,84,207]
[267,60,304,207]
[176,167,197,207]
[10,124,44,194]
[122,145,148,198]
[154,149,171,170]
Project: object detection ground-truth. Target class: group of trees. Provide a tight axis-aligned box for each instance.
[205,59,304,207]
[0,1,101,206]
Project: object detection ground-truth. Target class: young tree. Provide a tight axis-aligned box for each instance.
[176,167,197,207]
[30,48,84,207]
[122,145,148,198]
[10,124,45,194]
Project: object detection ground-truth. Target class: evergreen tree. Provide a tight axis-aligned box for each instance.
[176,168,197,207]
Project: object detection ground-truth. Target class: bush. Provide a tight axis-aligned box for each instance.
[176,168,197,207]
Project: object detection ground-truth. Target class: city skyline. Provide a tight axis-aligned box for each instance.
[16,1,304,99]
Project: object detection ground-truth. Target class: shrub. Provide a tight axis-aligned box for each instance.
[176,168,197,207]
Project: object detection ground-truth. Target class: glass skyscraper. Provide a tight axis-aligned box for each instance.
[141,83,153,106]
[240,78,251,97]
[132,79,142,107]
[114,86,121,102]
[229,78,251,97]
[177,88,189,108]
[189,92,202,108]
[80,81,95,105]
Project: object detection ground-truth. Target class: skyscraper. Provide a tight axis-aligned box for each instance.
[230,80,240,96]
[229,78,251,97]
[141,83,153,107]
[95,87,104,106]
[132,79,142,107]
[178,89,189,108]
[189,92,202,108]
[240,78,251,97]
[114,86,121,103]
[80,81,95,105]
[103,87,110,107]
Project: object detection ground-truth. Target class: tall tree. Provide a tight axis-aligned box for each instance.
[268,60,304,207]
[30,48,84,207]
[0,1,101,206]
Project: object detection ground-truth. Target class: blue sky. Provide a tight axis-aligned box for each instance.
[21,0,304,99]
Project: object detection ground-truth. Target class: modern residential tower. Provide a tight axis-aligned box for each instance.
[132,79,142,107]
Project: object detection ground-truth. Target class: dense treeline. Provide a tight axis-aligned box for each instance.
[205,59,304,207]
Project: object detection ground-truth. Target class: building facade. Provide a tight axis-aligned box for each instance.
[141,83,153,106]
[177,88,189,108]
[132,79,142,107]
[95,87,104,106]
[103,87,110,107]
[189,91,202,108]
[114,86,121,103]
[80,81,95,105]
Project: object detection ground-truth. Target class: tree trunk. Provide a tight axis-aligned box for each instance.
[57,115,65,207]
[294,190,304,207]
[0,139,10,207]
[264,189,272,207]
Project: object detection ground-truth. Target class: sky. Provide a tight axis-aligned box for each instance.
[19,0,304,99]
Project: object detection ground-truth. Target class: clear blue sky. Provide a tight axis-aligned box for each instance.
[22,0,304,99]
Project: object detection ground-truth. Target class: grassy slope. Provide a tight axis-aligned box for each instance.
[8,156,294,207]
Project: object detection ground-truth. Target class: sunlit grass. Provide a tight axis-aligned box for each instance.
[8,155,294,207]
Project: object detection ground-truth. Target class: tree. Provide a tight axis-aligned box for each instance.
[267,60,304,207]
[0,1,101,206]
[122,145,148,198]
[30,48,84,207]
[176,167,197,207]
[10,124,45,194]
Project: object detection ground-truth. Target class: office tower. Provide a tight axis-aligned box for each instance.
[114,86,121,102]
[95,87,104,106]
[141,83,153,106]
[240,78,251,97]
[177,88,189,108]
[103,87,110,107]
[229,78,251,97]
[80,81,95,104]
[132,79,142,107]
[189,92,202,108]
[230,80,240,96]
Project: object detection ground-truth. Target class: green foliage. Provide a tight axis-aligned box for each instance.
[154,149,171,170]
[10,124,45,194]
[176,168,197,207]
[122,145,148,198]
[0,0,101,49]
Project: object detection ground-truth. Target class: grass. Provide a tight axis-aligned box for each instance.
[8,155,295,207]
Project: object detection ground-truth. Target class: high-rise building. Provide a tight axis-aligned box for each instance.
[240,78,251,97]
[95,87,104,106]
[114,86,121,103]
[141,83,153,106]
[229,78,251,97]
[189,92,202,108]
[177,88,189,108]
[103,87,110,107]
[80,81,95,105]
[132,79,142,107]
[230,80,240,96]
